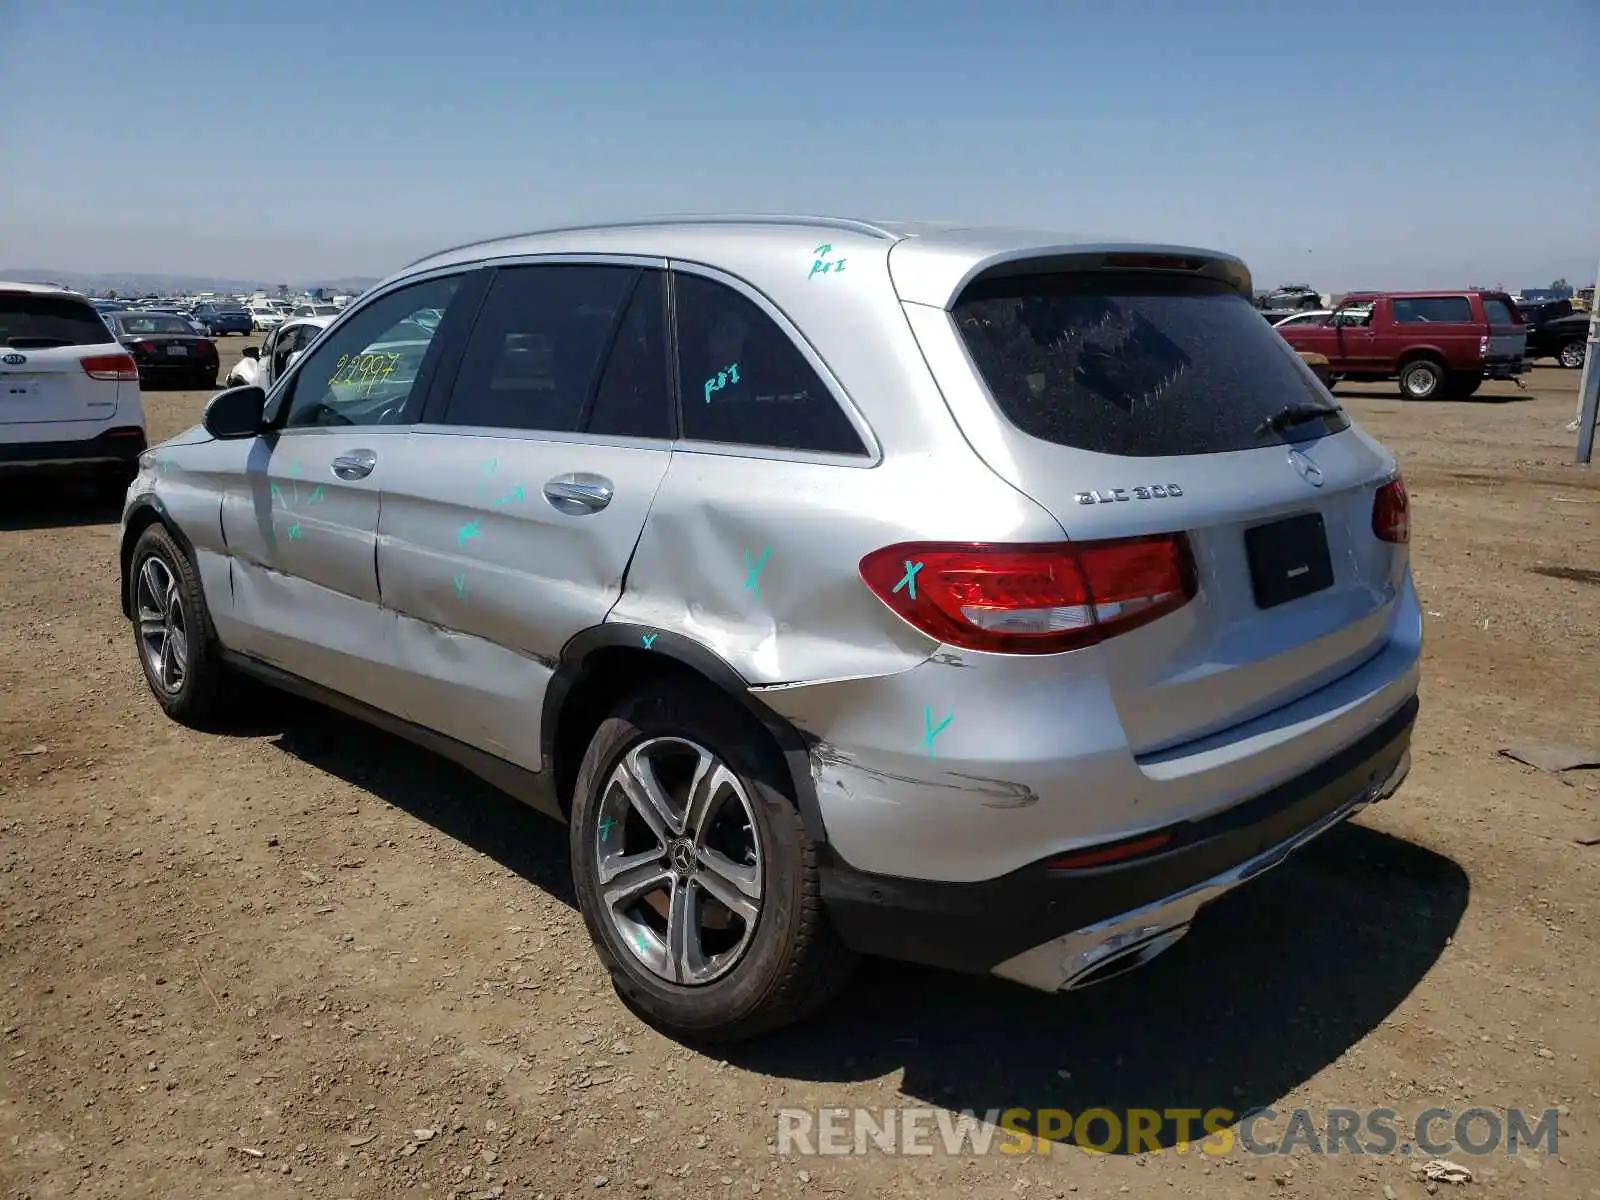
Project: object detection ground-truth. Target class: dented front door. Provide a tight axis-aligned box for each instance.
[218,426,397,705]
[218,269,472,710]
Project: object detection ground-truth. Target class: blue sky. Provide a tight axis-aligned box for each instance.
[2,0,1596,290]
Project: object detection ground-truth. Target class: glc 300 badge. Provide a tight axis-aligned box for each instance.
[1075,484,1184,505]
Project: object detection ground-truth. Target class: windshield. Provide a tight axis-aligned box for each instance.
[0,292,114,348]
[117,314,194,335]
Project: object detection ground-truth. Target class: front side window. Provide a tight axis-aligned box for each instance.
[673,272,866,455]
[281,275,462,429]
[443,264,637,434]
[1392,296,1474,324]
[1332,303,1375,328]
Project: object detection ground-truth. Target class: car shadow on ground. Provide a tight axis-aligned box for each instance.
[0,476,124,531]
[247,694,1467,1153]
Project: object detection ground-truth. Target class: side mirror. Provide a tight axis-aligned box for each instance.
[242,346,260,360]
[202,385,267,439]
[286,350,304,370]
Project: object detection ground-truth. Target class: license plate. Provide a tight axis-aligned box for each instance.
[166,345,189,356]
[1244,512,1334,609]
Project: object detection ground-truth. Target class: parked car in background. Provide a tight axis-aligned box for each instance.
[1517,299,1591,369]
[0,282,146,496]
[190,302,253,337]
[1277,290,1527,399]
[224,315,333,388]
[290,302,341,318]
[106,311,219,389]
[120,217,1419,1041]
[247,301,286,332]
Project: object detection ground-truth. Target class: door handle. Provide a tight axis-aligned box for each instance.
[543,473,614,514]
[331,449,377,480]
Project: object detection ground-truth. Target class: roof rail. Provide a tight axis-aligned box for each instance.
[402,214,900,269]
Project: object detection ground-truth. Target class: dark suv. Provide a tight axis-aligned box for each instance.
[1517,299,1591,369]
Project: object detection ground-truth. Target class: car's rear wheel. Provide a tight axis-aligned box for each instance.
[1398,358,1444,400]
[570,683,856,1043]
[1559,340,1588,370]
[128,523,232,725]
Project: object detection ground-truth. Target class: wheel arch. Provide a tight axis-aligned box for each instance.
[542,623,828,845]
[118,496,199,620]
[1396,346,1447,370]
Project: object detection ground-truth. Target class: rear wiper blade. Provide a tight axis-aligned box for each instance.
[1256,402,1342,435]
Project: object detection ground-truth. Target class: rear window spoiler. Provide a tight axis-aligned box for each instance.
[890,242,1254,310]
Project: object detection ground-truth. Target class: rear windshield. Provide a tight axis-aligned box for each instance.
[1482,298,1517,326]
[117,314,193,334]
[953,272,1348,457]
[0,292,113,349]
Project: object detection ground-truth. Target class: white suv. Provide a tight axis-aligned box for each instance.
[1,283,147,497]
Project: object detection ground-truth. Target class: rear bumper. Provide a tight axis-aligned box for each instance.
[1483,357,1528,379]
[0,426,148,471]
[134,361,217,384]
[820,693,1417,987]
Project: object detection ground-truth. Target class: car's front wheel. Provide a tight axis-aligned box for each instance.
[128,523,232,725]
[570,683,856,1042]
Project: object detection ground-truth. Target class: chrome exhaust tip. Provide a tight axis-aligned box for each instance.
[1060,924,1191,991]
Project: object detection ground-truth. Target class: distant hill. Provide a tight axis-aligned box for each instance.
[1,268,380,297]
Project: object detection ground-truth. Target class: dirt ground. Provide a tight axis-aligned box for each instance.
[2,340,1596,1200]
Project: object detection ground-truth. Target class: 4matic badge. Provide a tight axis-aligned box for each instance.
[1075,483,1184,505]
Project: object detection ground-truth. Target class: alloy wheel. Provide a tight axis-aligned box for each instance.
[595,736,763,986]
[134,555,189,694]
[1559,342,1587,369]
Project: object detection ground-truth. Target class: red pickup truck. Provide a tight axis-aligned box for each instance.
[1276,290,1527,400]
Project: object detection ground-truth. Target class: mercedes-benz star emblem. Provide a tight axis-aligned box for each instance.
[1288,448,1325,487]
[668,840,695,875]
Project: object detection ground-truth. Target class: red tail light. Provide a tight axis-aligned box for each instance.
[858,535,1197,655]
[81,352,139,381]
[195,339,217,358]
[1373,477,1409,544]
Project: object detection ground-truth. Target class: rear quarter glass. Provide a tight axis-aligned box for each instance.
[952,272,1349,458]
[0,293,115,349]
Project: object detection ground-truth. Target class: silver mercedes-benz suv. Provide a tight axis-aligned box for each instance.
[119,216,1420,1041]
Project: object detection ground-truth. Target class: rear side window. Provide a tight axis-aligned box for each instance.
[0,293,113,349]
[445,265,636,434]
[1392,296,1473,323]
[953,272,1348,457]
[673,272,867,456]
[1482,298,1516,325]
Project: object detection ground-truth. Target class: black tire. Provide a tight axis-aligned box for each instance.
[1398,358,1445,400]
[1558,340,1588,370]
[127,523,233,726]
[569,682,856,1043]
